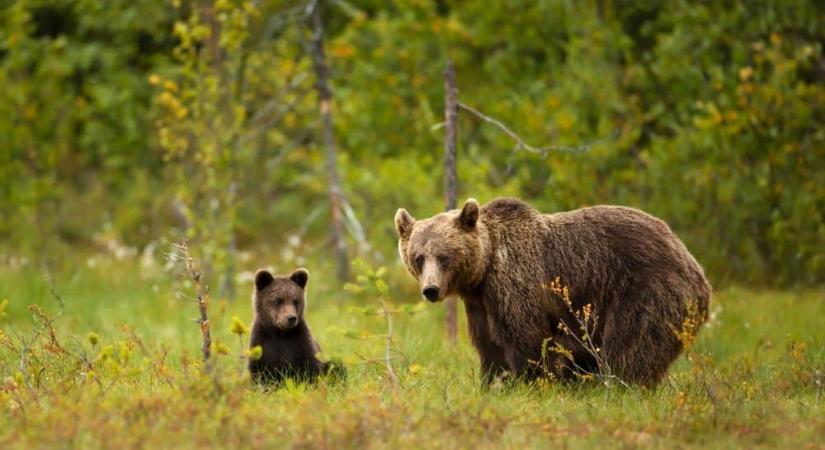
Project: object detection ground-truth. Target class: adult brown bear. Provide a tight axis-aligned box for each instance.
[394,197,710,386]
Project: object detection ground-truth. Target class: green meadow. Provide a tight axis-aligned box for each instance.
[1,258,822,449]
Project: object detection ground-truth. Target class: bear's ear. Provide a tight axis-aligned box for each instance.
[394,208,415,239]
[457,198,480,230]
[289,268,309,290]
[254,269,275,291]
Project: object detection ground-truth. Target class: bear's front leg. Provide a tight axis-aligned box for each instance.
[463,300,509,384]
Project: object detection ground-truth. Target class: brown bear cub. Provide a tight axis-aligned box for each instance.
[395,197,711,387]
[248,268,336,384]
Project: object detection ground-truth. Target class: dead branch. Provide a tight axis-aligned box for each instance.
[173,240,213,372]
[457,101,592,155]
[341,198,375,256]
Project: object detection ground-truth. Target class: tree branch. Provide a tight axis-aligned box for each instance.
[457,101,593,155]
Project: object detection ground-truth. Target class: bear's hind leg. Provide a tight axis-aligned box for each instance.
[600,287,688,387]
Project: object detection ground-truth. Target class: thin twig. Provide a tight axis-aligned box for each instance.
[173,240,213,372]
[378,296,399,391]
[458,101,593,155]
[43,272,65,311]
[352,351,393,367]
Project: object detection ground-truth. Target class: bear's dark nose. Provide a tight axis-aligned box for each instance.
[286,315,298,326]
[422,286,440,302]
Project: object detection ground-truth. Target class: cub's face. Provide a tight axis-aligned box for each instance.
[253,268,309,331]
[394,199,486,302]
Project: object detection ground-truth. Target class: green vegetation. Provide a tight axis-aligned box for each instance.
[1,0,823,448]
[0,260,823,448]
[1,0,823,285]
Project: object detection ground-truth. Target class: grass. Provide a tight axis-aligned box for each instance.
[0,255,823,449]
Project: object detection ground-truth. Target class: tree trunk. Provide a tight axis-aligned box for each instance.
[443,60,458,344]
[309,0,348,282]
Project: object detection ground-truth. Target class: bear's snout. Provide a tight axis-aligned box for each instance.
[272,312,300,330]
[422,285,441,302]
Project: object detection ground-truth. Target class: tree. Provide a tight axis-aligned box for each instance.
[307,0,348,282]
[442,59,459,343]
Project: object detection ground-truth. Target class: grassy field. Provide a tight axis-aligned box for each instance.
[0,256,823,449]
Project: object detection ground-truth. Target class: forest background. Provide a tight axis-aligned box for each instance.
[1,0,822,290]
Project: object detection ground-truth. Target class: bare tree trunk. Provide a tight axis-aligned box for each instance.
[220,181,237,299]
[443,60,458,344]
[205,1,238,299]
[308,0,348,282]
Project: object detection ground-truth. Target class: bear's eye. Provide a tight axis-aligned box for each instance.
[275,298,284,306]
[437,255,451,266]
[292,299,299,307]
[414,254,425,271]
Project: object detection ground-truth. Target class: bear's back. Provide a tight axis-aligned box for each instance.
[478,199,707,300]
[546,205,708,293]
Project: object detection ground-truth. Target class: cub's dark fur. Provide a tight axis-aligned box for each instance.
[248,268,341,384]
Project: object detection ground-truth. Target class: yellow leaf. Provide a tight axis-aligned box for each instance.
[739,66,753,82]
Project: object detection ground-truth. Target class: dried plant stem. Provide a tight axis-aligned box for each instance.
[237,334,246,376]
[176,239,213,372]
[547,279,630,389]
[378,296,399,391]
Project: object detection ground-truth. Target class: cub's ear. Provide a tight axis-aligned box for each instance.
[254,269,275,291]
[394,208,415,239]
[457,198,480,230]
[289,268,309,290]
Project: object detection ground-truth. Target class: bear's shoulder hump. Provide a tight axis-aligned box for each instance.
[481,197,536,220]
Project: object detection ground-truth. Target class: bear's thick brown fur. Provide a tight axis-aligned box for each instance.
[395,197,710,386]
[248,268,328,384]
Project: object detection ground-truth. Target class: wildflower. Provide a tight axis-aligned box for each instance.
[230,316,249,336]
[214,342,231,356]
[769,32,781,45]
[3,376,18,391]
[98,345,114,362]
[87,332,100,346]
[675,390,687,408]
[248,345,263,360]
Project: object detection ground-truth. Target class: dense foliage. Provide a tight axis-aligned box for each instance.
[1,0,823,285]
